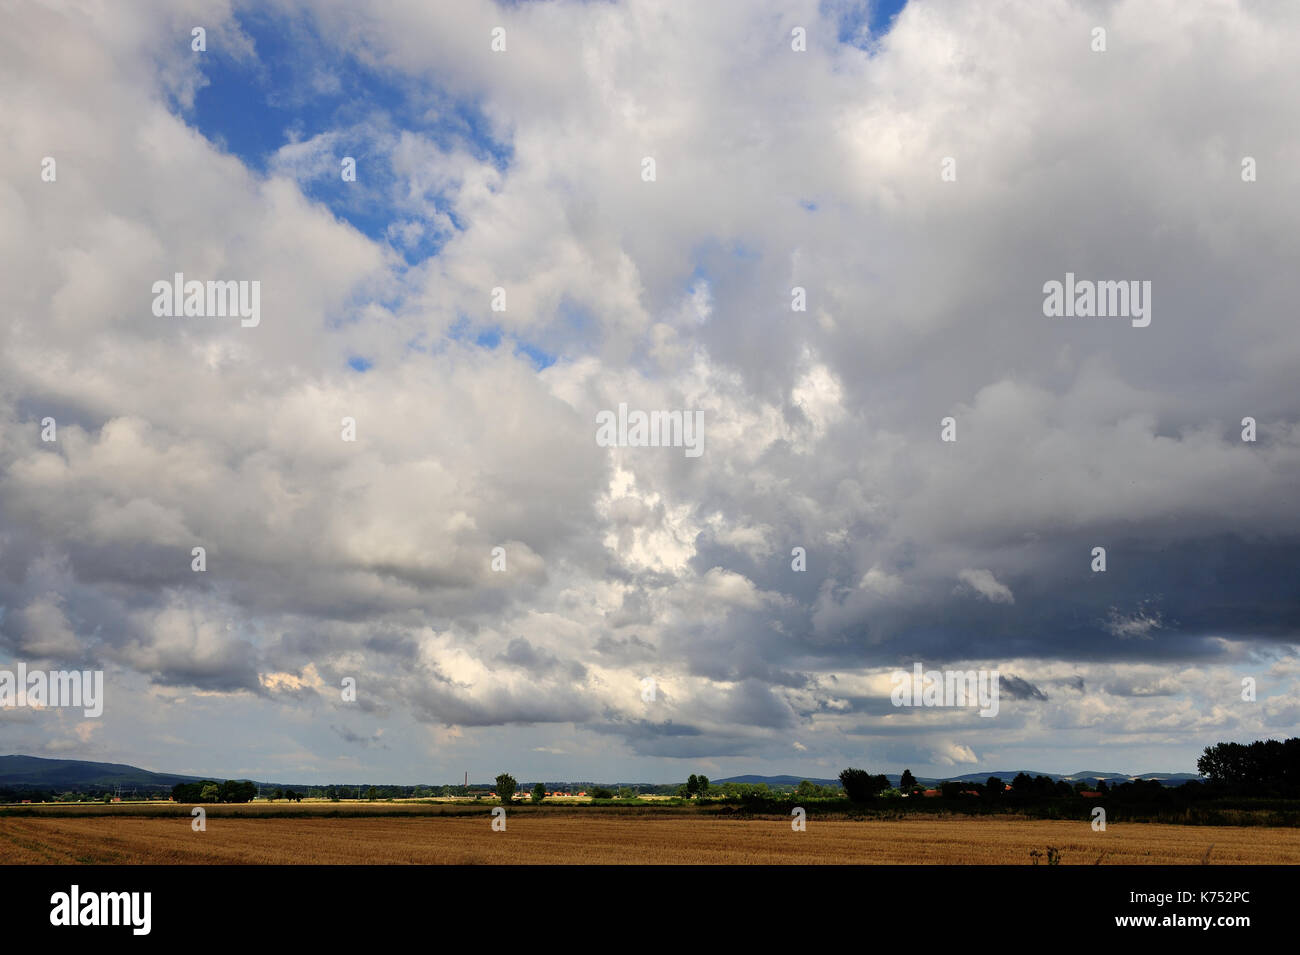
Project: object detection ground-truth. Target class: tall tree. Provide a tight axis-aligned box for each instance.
[839,768,886,802]
[495,773,518,804]
[1198,738,1300,791]
[900,769,918,791]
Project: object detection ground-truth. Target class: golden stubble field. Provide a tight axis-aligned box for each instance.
[3,812,1298,864]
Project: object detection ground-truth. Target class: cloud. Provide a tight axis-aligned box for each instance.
[999,675,1048,701]
[955,569,1016,605]
[933,742,979,767]
[331,725,387,748]
[1106,604,1165,640]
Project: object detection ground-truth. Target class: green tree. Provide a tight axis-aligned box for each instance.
[199,783,220,803]
[697,775,710,796]
[495,773,518,804]
[900,769,918,791]
[986,776,1002,797]
[837,769,868,800]
[1197,738,1300,792]
[686,774,699,797]
[531,783,546,803]
[839,767,887,802]
[216,780,256,803]
[1197,742,1249,786]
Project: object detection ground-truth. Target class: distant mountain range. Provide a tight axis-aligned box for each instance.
[714,770,1201,788]
[0,755,310,793]
[715,774,842,786]
[0,755,204,790]
[930,770,1200,785]
[0,756,1200,793]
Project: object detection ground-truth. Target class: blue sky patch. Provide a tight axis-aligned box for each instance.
[445,318,557,371]
[184,8,511,266]
[823,0,908,49]
[515,341,557,370]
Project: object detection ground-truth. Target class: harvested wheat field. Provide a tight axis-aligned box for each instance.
[2,813,1298,864]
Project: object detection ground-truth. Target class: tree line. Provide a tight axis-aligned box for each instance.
[1196,738,1300,794]
[10,735,1296,807]
[171,780,258,803]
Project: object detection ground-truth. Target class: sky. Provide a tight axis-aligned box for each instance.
[1,0,1298,785]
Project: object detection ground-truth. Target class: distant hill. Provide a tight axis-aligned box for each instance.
[715,774,841,787]
[0,755,204,791]
[2,755,1201,794]
[718,770,1199,788]
[914,770,1199,786]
